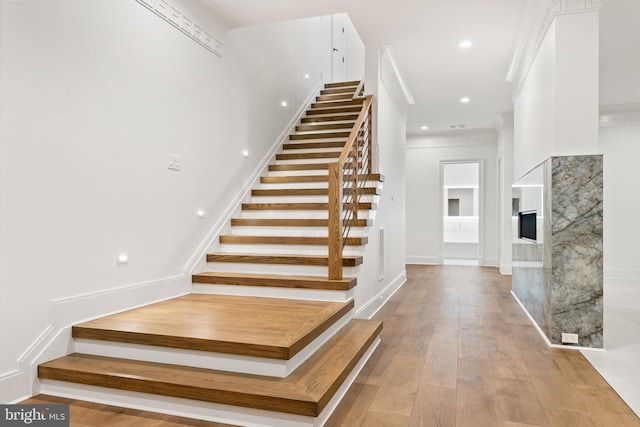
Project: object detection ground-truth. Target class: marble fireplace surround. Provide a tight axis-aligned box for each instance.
[512,155,603,348]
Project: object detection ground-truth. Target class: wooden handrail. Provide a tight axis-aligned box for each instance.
[328,91,373,280]
[337,96,373,165]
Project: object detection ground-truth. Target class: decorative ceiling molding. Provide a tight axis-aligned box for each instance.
[506,0,601,102]
[599,104,640,127]
[406,129,497,149]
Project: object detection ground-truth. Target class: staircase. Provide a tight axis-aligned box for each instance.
[38,81,384,427]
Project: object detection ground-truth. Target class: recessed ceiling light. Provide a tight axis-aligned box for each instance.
[460,97,470,103]
[459,40,472,49]
[421,125,429,130]
[281,101,288,108]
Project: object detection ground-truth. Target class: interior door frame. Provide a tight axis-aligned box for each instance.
[439,159,485,264]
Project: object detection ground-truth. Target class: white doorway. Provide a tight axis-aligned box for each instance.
[442,162,480,265]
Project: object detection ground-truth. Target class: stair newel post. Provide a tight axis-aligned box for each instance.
[328,162,343,280]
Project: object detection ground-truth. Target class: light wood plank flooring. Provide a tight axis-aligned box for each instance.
[327,265,640,427]
[26,265,640,426]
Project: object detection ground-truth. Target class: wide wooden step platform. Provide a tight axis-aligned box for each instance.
[230,218,372,227]
[192,272,357,290]
[72,294,353,360]
[39,319,382,417]
[219,235,368,246]
[207,253,363,267]
[261,173,384,184]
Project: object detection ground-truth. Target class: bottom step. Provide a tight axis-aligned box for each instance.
[39,319,382,418]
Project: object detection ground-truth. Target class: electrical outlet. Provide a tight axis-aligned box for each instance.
[168,154,180,171]
[562,333,579,344]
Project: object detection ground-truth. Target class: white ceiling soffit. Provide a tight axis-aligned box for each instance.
[205,0,528,132]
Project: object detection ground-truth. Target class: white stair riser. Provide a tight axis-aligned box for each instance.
[193,284,353,303]
[257,181,382,190]
[218,244,365,256]
[205,262,361,276]
[248,195,376,204]
[239,211,374,220]
[229,227,367,237]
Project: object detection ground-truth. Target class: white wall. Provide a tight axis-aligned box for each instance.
[599,125,640,281]
[405,137,499,266]
[352,45,407,319]
[343,13,365,81]
[514,21,556,179]
[496,112,515,274]
[514,11,600,180]
[0,0,331,402]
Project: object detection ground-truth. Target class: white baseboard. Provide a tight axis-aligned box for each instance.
[500,263,513,275]
[604,268,640,284]
[356,270,407,320]
[481,257,497,267]
[510,291,605,352]
[0,370,30,404]
[4,274,189,404]
[405,256,440,265]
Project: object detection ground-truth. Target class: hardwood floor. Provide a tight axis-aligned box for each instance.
[326,265,640,427]
[27,265,640,426]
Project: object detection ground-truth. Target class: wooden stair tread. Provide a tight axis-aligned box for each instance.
[276,151,342,160]
[261,173,385,184]
[39,319,382,417]
[242,202,377,210]
[300,114,359,123]
[251,187,380,197]
[295,123,354,132]
[220,235,368,246]
[269,163,363,171]
[290,131,351,140]
[72,294,353,360]
[324,81,360,88]
[310,100,363,108]
[283,141,347,150]
[306,106,362,115]
[192,272,357,290]
[230,218,373,227]
[207,253,363,267]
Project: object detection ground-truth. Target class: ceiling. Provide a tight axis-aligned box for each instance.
[205,0,640,134]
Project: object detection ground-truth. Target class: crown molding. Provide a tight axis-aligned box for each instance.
[406,129,497,149]
[599,103,640,127]
[506,0,602,102]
